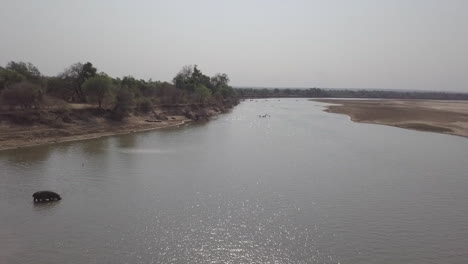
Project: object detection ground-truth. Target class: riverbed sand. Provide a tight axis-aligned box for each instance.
[314,99,468,138]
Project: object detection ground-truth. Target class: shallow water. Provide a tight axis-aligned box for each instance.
[1,99,468,263]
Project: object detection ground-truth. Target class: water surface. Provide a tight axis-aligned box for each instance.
[1,99,468,263]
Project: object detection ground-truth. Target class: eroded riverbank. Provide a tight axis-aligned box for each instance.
[0,104,230,150]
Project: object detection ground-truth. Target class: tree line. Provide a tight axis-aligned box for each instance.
[0,61,239,114]
[236,87,468,100]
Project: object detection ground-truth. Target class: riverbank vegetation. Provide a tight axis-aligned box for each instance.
[0,61,240,150]
[237,87,468,100]
[0,61,239,119]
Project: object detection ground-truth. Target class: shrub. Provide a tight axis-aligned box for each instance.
[1,82,42,109]
[111,88,135,120]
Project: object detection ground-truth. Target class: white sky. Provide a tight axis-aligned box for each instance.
[1,0,467,91]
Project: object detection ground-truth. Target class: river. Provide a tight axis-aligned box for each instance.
[1,99,468,264]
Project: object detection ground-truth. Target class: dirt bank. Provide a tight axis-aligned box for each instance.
[0,104,228,150]
[314,99,468,138]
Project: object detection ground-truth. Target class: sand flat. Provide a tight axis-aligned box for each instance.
[314,99,468,138]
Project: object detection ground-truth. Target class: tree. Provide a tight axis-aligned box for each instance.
[111,87,135,120]
[173,65,214,93]
[0,68,25,90]
[171,65,239,104]
[210,73,234,98]
[5,61,41,81]
[191,65,211,89]
[83,75,112,108]
[173,65,195,91]
[156,82,187,105]
[210,73,230,90]
[194,84,212,104]
[60,62,97,102]
[220,85,236,98]
[121,75,145,98]
[46,77,74,101]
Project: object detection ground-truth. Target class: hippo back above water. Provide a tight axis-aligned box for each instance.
[33,191,61,203]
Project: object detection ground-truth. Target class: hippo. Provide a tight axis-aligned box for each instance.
[33,191,61,203]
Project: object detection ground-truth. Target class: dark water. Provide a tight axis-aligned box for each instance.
[1,99,468,264]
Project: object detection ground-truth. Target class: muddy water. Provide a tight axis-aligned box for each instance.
[1,99,468,263]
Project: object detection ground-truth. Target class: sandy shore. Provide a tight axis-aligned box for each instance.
[0,115,190,151]
[0,101,236,151]
[314,99,468,138]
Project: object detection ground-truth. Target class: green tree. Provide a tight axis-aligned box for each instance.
[5,61,41,82]
[83,75,112,108]
[210,73,229,87]
[191,65,211,88]
[121,75,145,98]
[46,77,74,101]
[173,65,194,91]
[173,65,211,92]
[194,84,212,104]
[0,68,25,90]
[210,73,235,99]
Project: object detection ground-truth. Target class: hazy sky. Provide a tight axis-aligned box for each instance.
[1,0,467,91]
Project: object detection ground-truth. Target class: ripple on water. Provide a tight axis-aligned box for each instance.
[107,191,339,264]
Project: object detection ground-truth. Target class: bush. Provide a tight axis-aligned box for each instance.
[111,88,135,120]
[1,82,42,109]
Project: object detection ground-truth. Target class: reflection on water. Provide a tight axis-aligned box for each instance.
[1,99,468,264]
[81,138,109,154]
[103,186,337,264]
[117,134,138,149]
[32,200,61,211]
[0,145,52,164]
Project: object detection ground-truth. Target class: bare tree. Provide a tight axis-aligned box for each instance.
[59,62,97,102]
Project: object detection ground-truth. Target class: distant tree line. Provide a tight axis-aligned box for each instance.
[0,61,238,114]
[236,87,468,100]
